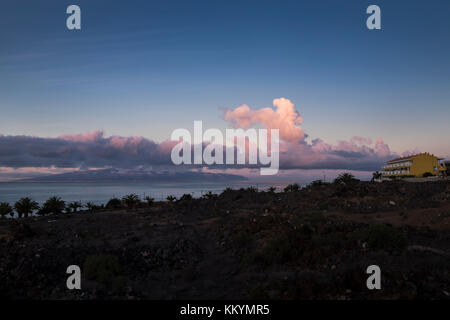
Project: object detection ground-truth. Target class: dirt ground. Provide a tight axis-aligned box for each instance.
[0,180,449,300]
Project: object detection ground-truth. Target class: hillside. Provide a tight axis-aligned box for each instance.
[0,180,449,299]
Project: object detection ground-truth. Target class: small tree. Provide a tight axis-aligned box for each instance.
[371,171,382,182]
[40,196,65,215]
[0,202,13,218]
[106,198,122,209]
[309,180,328,187]
[267,186,276,193]
[334,173,359,185]
[144,196,154,207]
[86,201,96,212]
[122,194,140,209]
[68,201,83,213]
[166,195,177,203]
[284,183,300,192]
[14,197,39,218]
[179,193,193,201]
[202,191,217,199]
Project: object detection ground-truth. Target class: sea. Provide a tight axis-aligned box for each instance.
[0,180,294,206]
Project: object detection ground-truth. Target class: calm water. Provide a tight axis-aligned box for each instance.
[0,181,292,206]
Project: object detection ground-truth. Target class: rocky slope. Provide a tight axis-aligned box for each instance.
[0,180,449,299]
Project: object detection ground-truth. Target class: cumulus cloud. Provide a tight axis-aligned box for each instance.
[0,133,172,169]
[224,98,395,171]
[224,98,305,142]
[60,130,104,143]
[0,98,399,176]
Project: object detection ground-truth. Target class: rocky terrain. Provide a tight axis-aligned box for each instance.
[1,180,450,299]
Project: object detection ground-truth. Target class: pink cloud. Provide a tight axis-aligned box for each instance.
[60,130,104,143]
[224,98,394,170]
[224,97,305,142]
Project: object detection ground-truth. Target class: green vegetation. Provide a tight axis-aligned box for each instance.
[122,194,140,209]
[106,198,122,209]
[309,180,329,187]
[262,232,302,264]
[202,191,217,199]
[85,201,96,212]
[38,196,65,215]
[14,197,39,218]
[372,171,382,182]
[68,201,83,213]
[423,172,433,177]
[144,196,154,206]
[179,193,193,201]
[284,183,300,192]
[0,202,13,218]
[354,224,406,251]
[334,173,359,185]
[83,253,121,284]
[248,285,270,300]
[166,195,177,203]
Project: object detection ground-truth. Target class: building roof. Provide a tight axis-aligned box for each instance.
[387,155,414,163]
[387,152,436,164]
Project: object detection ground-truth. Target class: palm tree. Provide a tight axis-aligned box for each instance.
[14,197,39,218]
[122,194,140,209]
[334,173,359,185]
[144,196,154,207]
[40,196,65,215]
[372,171,382,182]
[267,186,276,193]
[68,201,83,213]
[86,201,96,212]
[166,195,177,203]
[0,202,13,218]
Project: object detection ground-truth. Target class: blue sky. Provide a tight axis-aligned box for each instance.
[1,0,450,158]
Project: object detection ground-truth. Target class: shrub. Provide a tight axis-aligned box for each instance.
[83,254,121,284]
[144,196,154,206]
[267,186,276,193]
[309,180,329,187]
[354,224,406,251]
[106,198,122,209]
[202,191,217,200]
[423,172,433,177]
[249,285,270,300]
[232,231,253,248]
[262,232,302,264]
[179,193,193,201]
[85,201,97,212]
[284,183,300,192]
[222,187,233,193]
[166,195,177,203]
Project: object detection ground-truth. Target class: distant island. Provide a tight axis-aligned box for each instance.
[18,168,247,183]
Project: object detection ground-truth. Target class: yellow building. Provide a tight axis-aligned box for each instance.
[382,152,446,178]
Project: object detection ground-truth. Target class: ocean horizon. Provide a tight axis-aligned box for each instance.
[0,180,297,206]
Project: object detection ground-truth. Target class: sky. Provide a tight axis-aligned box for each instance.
[1,0,450,180]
